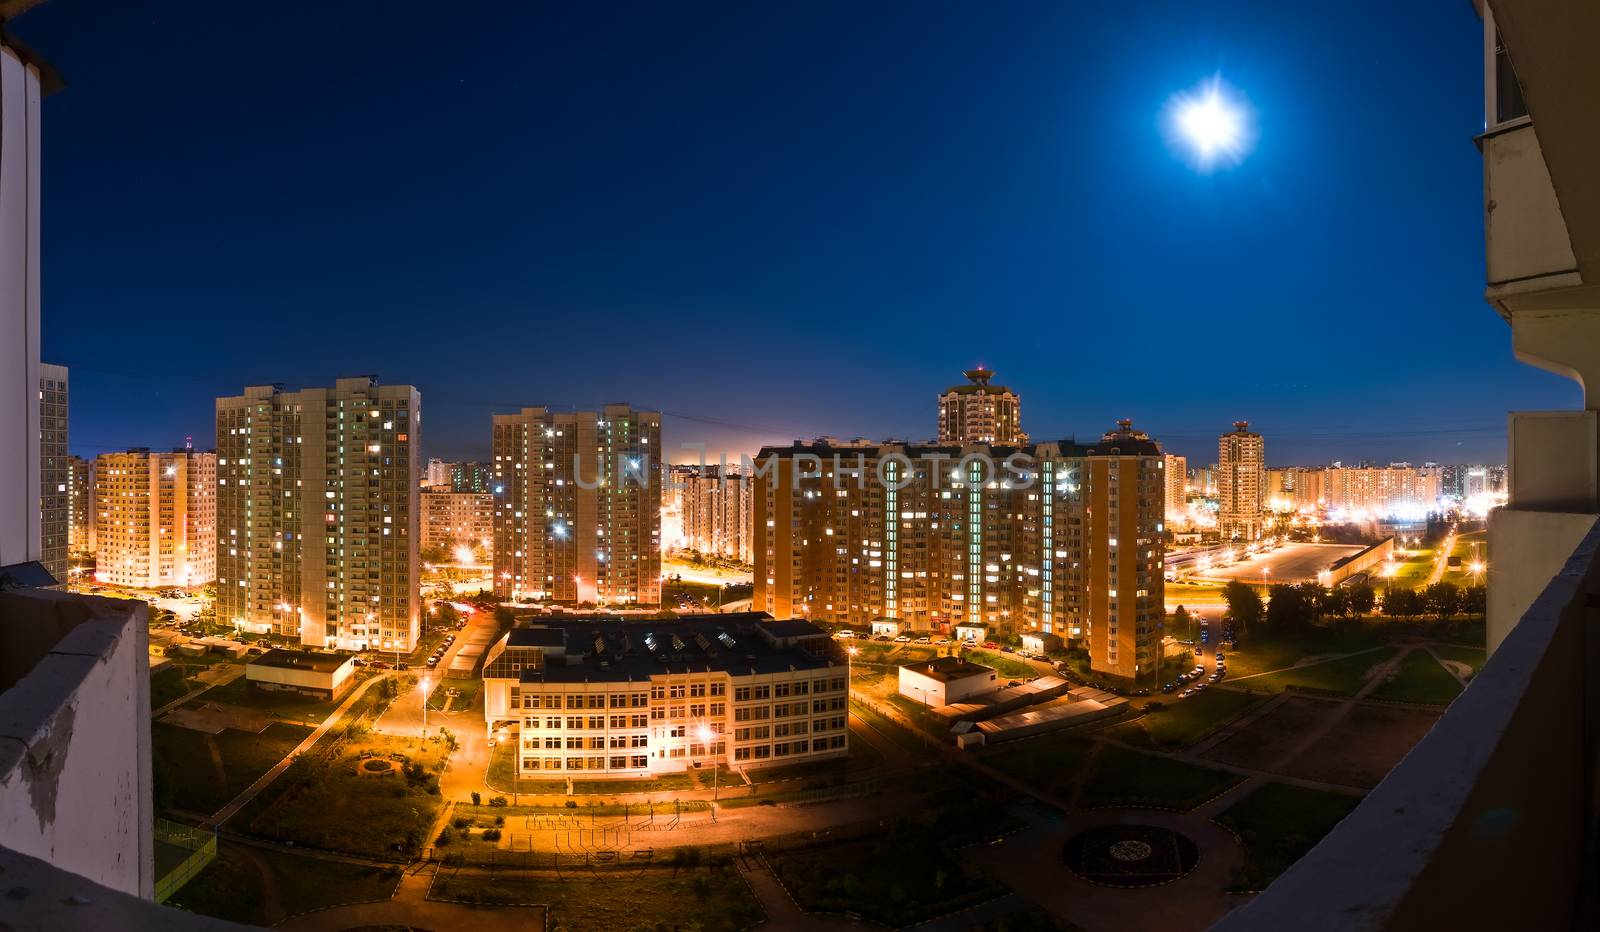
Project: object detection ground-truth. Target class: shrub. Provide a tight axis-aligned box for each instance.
[564,800,577,809]
[435,827,453,846]
[453,816,470,829]
[482,828,502,841]
[494,815,505,827]
[489,796,508,808]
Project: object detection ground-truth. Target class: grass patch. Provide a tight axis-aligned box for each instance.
[1223,626,1387,679]
[1369,650,1463,705]
[1110,689,1262,750]
[1214,782,1362,892]
[962,649,1038,680]
[1235,647,1398,696]
[1077,744,1242,811]
[766,795,1017,926]
[431,866,762,931]
[1431,643,1487,673]
[247,733,447,858]
[151,666,193,708]
[982,734,1095,795]
[169,842,401,924]
[152,721,312,815]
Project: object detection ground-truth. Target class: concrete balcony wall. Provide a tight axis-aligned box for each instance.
[1213,520,1600,931]
[0,589,153,899]
[1483,121,1579,291]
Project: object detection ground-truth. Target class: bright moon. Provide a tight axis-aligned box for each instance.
[1166,78,1253,171]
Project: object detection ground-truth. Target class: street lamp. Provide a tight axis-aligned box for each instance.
[420,676,431,730]
[695,723,719,800]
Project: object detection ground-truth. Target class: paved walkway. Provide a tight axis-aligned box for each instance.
[203,673,393,829]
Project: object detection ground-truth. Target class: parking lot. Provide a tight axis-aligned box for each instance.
[1193,542,1367,585]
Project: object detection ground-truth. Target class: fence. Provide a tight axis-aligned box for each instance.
[153,818,218,902]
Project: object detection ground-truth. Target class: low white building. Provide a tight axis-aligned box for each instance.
[246,649,357,700]
[953,624,987,644]
[1021,630,1062,654]
[898,656,997,707]
[870,618,905,637]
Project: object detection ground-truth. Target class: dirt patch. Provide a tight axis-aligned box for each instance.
[1199,697,1333,772]
[1279,704,1440,789]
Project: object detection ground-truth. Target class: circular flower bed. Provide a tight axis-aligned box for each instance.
[1063,824,1199,887]
[358,757,399,776]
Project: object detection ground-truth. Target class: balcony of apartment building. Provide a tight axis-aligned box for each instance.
[1218,4,1600,929]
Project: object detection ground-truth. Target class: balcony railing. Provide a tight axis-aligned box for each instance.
[1213,517,1600,931]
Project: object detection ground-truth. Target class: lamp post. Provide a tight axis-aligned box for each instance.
[695,724,720,801]
[420,676,431,731]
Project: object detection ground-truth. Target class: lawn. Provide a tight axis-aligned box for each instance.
[1223,626,1386,680]
[1214,782,1362,892]
[151,665,193,708]
[1109,689,1263,751]
[247,733,448,858]
[1368,649,1464,705]
[152,721,312,816]
[169,842,401,925]
[1431,643,1487,674]
[430,866,763,931]
[1233,647,1398,696]
[765,796,1017,926]
[191,674,347,726]
[1076,744,1242,810]
[963,648,1039,680]
[982,734,1096,795]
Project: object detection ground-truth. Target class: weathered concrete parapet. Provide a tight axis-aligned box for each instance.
[0,844,251,930]
[0,589,153,900]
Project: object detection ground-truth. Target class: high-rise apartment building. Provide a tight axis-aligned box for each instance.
[421,488,494,557]
[424,457,451,489]
[216,377,421,652]
[39,363,68,581]
[937,367,1025,445]
[450,460,493,493]
[751,421,1165,681]
[93,448,216,588]
[67,454,93,555]
[668,464,752,563]
[492,404,662,606]
[1163,453,1188,526]
[1218,421,1265,541]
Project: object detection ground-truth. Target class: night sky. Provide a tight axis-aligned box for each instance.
[14,1,1576,467]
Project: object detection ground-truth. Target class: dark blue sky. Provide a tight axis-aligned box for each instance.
[16,1,1575,466]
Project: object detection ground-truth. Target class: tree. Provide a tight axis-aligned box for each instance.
[1172,605,1191,638]
[1348,582,1377,618]
[1223,581,1264,637]
[1321,587,1350,621]
[1266,584,1314,632]
[1294,582,1327,623]
[1462,584,1487,616]
[1423,581,1463,622]
[1383,587,1423,621]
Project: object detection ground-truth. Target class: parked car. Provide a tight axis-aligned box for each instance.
[1162,683,1175,693]
[1180,688,1195,698]
[914,636,932,645]
[893,635,911,643]
[982,641,999,649]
